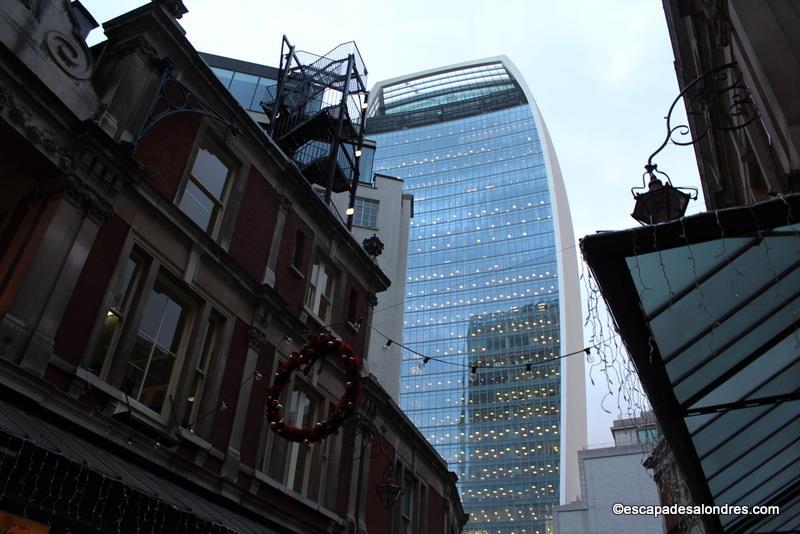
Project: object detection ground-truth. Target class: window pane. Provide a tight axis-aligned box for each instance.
[178,180,215,230]
[140,345,177,412]
[184,315,222,427]
[87,312,121,374]
[358,145,375,184]
[139,289,167,339]
[126,277,189,414]
[291,395,314,493]
[123,334,152,397]
[157,294,186,352]
[209,67,234,89]
[90,252,145,377]
[191,148,229,199]
[292,231,306,268]
[252,77,277,111]
[197,315,221,372]
[306,260,337,322]
[402,474,413,514]
[354,197,379,228]
[228,72,259,110]
[110,256,141,311]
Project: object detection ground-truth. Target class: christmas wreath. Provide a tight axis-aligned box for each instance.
[266,333,362,443]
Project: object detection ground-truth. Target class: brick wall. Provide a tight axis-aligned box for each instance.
[228,167,278,281]
[53,215,130,366]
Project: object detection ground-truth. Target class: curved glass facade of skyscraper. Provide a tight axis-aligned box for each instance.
[367,58,586,534]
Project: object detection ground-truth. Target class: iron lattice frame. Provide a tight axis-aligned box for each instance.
[262,36,369,228]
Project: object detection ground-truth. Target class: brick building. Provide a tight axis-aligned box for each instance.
[0,1,466,532]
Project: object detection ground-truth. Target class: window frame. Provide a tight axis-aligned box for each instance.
[85,247,148,379]
[120,269,194,417]
[393,462,417,534]
[262,372,329,501]
[352,196,379,228]
[181,309,225,430]
[305,255,338,324]
[176,132,237,238]
[291,230,306,272]
[84,242,211,425]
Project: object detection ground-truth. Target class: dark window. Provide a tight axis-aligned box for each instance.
[88,250,145,376]
[292,231,306,269]
[265,384,323,498]
[183,312,224,429]
[400,472,415,534]
[347,288,358,323]
[123,275,189,414]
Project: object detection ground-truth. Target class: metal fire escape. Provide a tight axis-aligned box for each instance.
[262,37,368,224]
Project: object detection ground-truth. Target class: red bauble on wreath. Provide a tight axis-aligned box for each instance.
[266,333,362,443]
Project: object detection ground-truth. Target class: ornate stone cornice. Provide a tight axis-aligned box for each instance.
[17,0,40,17]
[103,36,161,67]
[56,175,113,225]
[70,138,132,199]
[702,0,732,47]
[247,326,266,352]
[277,194,292,211]
[0,87,73,171]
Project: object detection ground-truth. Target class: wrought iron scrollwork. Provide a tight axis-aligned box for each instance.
[634,62,756,200]
[646,62,758,169]
[342,413,387,461]
[128,59,241,150]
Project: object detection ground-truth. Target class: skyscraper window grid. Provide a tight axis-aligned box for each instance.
[367,59,585,534]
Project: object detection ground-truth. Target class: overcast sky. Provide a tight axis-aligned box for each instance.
[83,0,703,444]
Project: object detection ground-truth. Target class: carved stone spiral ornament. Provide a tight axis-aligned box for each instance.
[266,333,362,443]
[45,30,93,80]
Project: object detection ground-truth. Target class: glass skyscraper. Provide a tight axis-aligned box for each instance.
[366,58,586,534]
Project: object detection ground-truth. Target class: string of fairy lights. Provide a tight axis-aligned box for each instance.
[372,324,604,381]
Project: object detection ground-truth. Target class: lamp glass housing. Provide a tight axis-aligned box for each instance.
[632,180,691,224]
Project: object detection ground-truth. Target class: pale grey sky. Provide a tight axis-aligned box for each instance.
[83,0,703,444]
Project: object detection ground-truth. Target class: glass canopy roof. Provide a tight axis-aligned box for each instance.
[582,194,800,533]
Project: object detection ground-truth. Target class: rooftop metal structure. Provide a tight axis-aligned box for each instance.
[262,37,369,218]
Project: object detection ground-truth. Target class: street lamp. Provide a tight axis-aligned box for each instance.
[631,164,693,225]
[632,62,756,225]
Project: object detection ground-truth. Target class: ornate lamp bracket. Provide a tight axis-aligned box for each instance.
[636,61,757,198]
[631,62,759,225]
